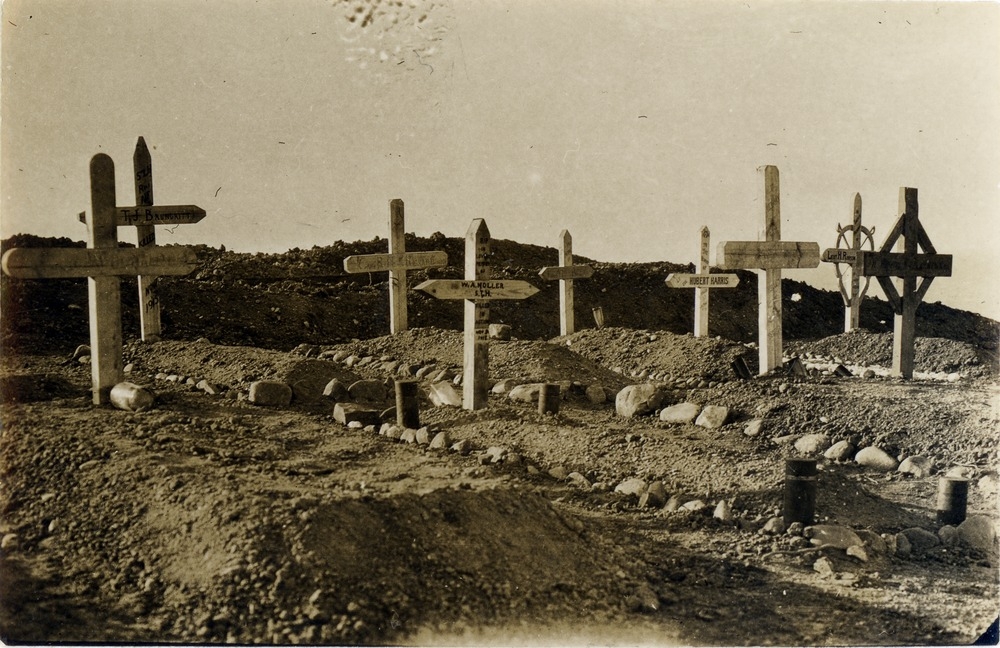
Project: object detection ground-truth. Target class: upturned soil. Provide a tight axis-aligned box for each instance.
[0,234,997,646]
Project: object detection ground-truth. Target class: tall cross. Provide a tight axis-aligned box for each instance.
[718,166,820,374]
[3,154,198,404]
[665,226,739,337]
[858,187,952,379]
[343,199,447,334]
[78,137,206,341]
[416,219,539,410]
[821,193,875,332]
[538,229,593,336]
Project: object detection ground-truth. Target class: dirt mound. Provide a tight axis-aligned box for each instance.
[3,236,996,358]
[788,330,998,377]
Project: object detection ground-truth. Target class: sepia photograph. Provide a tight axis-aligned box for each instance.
[1,0,998,645]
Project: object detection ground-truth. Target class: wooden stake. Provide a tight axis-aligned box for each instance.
[133,137,161,341]
[694,226,710,337]
[464,219,490,410]
[538,230,593,336]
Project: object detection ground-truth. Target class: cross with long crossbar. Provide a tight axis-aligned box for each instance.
[3,154,199,404]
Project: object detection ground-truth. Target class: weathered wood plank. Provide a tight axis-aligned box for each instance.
[89,154,124,405]
[717,241,821,270]
[1,246,199,279]
[694,226,711,337]
[343,250,448,274]
[665,273,739,289]
[387,199,407,334]
[115,205,206,226]
[464,219,490,410]
[134,136,161,341]
[415,279,538,300]
[537,264,593,281]
[859,252,952,277]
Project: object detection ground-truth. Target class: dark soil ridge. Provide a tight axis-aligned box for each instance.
[2,235,996,362]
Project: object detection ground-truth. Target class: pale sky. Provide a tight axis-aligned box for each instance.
[2,0,999,319]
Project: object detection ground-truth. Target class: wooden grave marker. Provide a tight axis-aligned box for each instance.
[858,187,952,379]
[718,166,820,374]
[665,226,740,337]
[538,229,593,336]
[416,219,539,410]
[820,193,875,332]
[3,154,199,404]
[343,199,448,334]
[79,137,206,341]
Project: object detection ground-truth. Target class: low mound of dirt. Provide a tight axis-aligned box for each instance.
[788,330,997,377]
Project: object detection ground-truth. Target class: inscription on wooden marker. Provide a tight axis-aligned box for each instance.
[858,187,952,379]
[343,199,448,334]
[2,154,198,404]
[415,219,539,410]
[717,166,820,374]
[820,194,875,331]
[537,230,593,336]
[665,227,739,337]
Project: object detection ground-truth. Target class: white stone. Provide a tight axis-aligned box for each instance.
[743,419,764,437]
[428,381,462,407]
[614,478,647,497]
[898,455,934,478]
[824,440,855,461]
[855,446,898,471]
[109,382,155,412]
[615,384,667,418]
[508,383,544,403]
[659,402,701,424]
[794,433,830,455]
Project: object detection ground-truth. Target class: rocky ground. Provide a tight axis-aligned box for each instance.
[0,234,998,646]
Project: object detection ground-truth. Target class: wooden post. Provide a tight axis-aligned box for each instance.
[415,220,539,410]
[717,166,821,375]
[2,154,200,405]
[821,194,875,333]
[89,154,124,404]
[665,227,739,337]
[465,219,491,410]
[538,230,593,336]
[857,187,952,379]
[343,199,447,335]
[133,137,161,341]
[695,226,710,337]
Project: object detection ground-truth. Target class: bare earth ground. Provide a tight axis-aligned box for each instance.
[0,235,997,645]
[0,328,997,646]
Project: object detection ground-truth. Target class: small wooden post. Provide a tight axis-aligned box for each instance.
[465,219,491,410]
[133,137,161,341]
[343,199,447,335]
[847,195,864,331]
[665,227,739,337]
[538,383,560,415]
[717,166,820,375]
[538,230,593,336]
[89,154,124,404]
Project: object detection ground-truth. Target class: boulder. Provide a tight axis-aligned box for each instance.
[322,379,350,401]
[824,440,855,462]
[488,324,512,340]
[855,446,899,471]
[898,455,934,478]
[249,381,293,407]
[659,402,701,425]
[794,433,831,455]
[615,384,667,418]
[743,419,764,437]
[585,383,607,404]
[429,431,451,450]
[695,405,729,429]
[899,527,940,555]
[428,382,462,407]
[614,477,647,497]
[348,379,387,403]
[109,382,155,412]
[492,378,520,394]
[333,402,380,427]
[958,515,998,557]
[508,383,544,403]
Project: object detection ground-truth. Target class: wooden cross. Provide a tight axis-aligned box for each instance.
[343,199,448,334]
[538,229,593,336]
[416,219,539,410]
[718,166,820,375]
[3,154,198,404]
[858,187,952,379]
[665,226,740,337]
[79,137,206,341]
[821,194,875,332]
